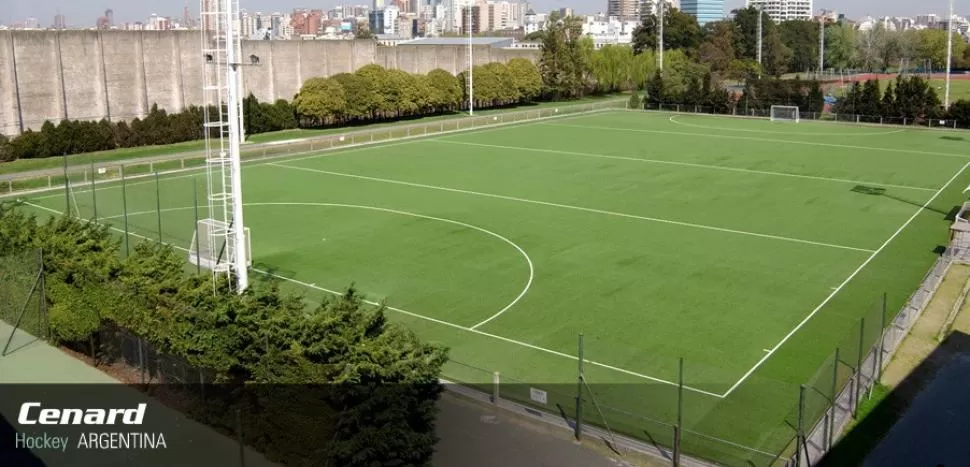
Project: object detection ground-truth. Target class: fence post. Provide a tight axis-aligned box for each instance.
[138,337,146,385]
[828,347,839,449]
[194,179,201,274]
[153,173,162,243]
[491,371,500,403]
[853,318,865,418]
[63,153,70,215]
[575,333,584,442]
[236,408,246,467]
[121,166,130,257]
[674,357,684,467]
[878,292,887,379]
[90,160,97,221]
[797,385,807,467]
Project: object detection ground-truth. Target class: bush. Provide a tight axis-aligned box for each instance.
[0,205,448,466]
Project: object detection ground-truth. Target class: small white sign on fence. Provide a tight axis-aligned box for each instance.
[529,387,547,405]
[97,168,107,175]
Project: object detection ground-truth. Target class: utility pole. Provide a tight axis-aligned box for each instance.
[468,2,474,116]
[944,0,954,108]
[818,13,825,78]
[657,0,664,72]
[756,6,763,67]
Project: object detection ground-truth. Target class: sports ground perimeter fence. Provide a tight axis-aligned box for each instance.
[0,99,964,466]
[642,102,970,130]
[0,99,627,197]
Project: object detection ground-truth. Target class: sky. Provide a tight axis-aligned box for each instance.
[2,0,963,28]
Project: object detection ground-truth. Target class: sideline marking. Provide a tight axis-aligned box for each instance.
[22,200,725,398]
[23,108,608,201]
[428,139,936,192]
[722,160,970,397]
[666,114,907,137]
[541,121,970,160]
[270,163,876,254]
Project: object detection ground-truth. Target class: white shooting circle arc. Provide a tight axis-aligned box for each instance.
[101,201,535,330]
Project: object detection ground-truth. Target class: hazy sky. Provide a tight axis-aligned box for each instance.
[2,0,962,28]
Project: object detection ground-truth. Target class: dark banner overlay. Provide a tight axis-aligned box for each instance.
[0,383,685,466]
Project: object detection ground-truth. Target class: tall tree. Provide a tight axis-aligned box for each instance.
[778,20,819,73]
[537,12,587,99]
[697,20,737,75]
[632,7,703,56]
[823,23,857,70]
[293,77,346,126]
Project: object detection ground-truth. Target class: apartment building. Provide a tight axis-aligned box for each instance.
[745,0,813,22]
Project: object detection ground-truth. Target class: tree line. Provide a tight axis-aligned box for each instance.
[630,6,969,78]
[291,59,543,126]
[0,99,298,162]
[0,202,446,466]
[833,75,970,126]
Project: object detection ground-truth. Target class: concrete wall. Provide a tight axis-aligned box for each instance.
[0,30,540,136]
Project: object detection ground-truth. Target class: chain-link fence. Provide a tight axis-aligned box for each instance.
[641,103,969,130]
[0,100,627,196]
[0,248,47,356]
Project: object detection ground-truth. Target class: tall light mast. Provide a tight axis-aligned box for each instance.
[200,0,249,293]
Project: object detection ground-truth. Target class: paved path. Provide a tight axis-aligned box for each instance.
[2,322,659,467]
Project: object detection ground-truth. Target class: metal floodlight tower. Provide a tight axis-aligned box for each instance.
[657,0,664,72]
[944,0,954,109]
[756,5,763,67]
[818,12,825,77]
[201,0,249,293]
[467,2,474,116]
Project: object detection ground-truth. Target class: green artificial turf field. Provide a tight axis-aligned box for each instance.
[20,110,970,465]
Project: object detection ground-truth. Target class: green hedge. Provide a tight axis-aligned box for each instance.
[0,200,448,466]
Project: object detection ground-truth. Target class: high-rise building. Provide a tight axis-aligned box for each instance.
[53,13,66,29]
[607,0,638,20]
[680,0,723,25]
[745,0,812,22]
[105,9,114,27]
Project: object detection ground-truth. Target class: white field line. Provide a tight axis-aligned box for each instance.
[269,163,876,254]
[542,121,970,161]
[97,202,537,330]
[429,139,936,193]
[20,108,611,201]
[722,159,970,398]
[21,200,724,398]
[665,114,907,137]
[620,107,970,135]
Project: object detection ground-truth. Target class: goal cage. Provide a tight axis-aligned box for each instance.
[770,105,800,123]
[188,219,252,272]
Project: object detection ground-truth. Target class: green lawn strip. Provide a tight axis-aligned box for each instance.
[0,96,625,177]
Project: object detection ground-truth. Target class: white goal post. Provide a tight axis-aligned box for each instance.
[188,219,252,272]
[770,105,800,123]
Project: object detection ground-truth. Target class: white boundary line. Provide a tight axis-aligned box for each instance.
[269,163,876,253]
[542,121,970,160]
[99,202,536,330]
[666,114,907,137]
[21,200,725,398]
[722,159,970,397]
[429,139,937,192]
[16,107,613,201]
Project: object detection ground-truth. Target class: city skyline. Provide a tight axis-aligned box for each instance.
[2,0,964,27]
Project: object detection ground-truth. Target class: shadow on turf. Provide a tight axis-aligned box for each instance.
[940,136,965,142]
[850,185,957,218]
[818,331,970,467]
[553,403,631,458]
[0,412,46,466]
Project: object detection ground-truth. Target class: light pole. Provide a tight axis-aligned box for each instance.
[944,0,954,109]
[468,2,474,116]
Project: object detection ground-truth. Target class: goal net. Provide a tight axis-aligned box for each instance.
[188,219,252,272]
[770,105,800,123]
